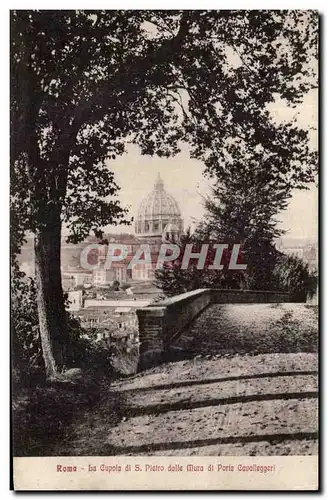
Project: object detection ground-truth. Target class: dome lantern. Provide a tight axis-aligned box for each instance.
[154,172,164,191]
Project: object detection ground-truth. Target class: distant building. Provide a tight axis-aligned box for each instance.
[67,290,83,311]
[73,299,140,348]
[62,270,93,289]
[62,175,186,352]
[276,237,318,272]
[92,264,128,286]
[62,275,75,291]
[83,298,150,309]
[19,185,185,286]
[130,173,184,280]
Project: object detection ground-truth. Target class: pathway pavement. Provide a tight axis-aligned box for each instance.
[106,303,318,456]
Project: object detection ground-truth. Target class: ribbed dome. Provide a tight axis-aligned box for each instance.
[138,175,181,219]
[135,173,183,237]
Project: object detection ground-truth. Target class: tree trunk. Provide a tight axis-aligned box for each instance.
[34,209,69,378]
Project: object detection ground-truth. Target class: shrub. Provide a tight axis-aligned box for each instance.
[11,267,45,385]
[272,252,318,301]
[11,267,114,387]
[112,280,120,291]
[154,232,317,301]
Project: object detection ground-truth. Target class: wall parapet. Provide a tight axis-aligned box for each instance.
[136,288,302,370]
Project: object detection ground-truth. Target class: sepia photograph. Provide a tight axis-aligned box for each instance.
[10,9,318,490]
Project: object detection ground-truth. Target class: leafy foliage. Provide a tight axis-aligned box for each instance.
[195,162,287,291]
[272,252,317,300]
[155,230,317,299]
[11,267,114,385]
[11,265,44,379]
[10,10,189,245]
[155,229,245,296]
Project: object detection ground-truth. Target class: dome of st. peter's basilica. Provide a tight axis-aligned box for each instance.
[135,173,184,239]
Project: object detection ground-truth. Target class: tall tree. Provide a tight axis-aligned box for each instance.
[155,10,318,295]
[192,12,318,289]
[195,147,292,289]
[175,11,318,289]
[10,10,189,376]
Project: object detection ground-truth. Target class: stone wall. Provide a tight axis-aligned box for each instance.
[160,289,212,345]
[136,306,166,369]
[136,288,299,370]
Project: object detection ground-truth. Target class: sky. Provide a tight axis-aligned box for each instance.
[105,87,318,242]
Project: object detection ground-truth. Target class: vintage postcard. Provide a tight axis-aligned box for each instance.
[11,10,318,491]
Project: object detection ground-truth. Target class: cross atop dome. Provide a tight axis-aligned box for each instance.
[154,172,164,191]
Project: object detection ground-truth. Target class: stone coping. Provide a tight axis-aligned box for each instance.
[136,307,166,317]
[138,288,291,311]
[152,289,209,307]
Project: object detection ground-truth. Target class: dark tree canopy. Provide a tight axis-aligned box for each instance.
[10,10,180,248]
[150,12,318,198]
